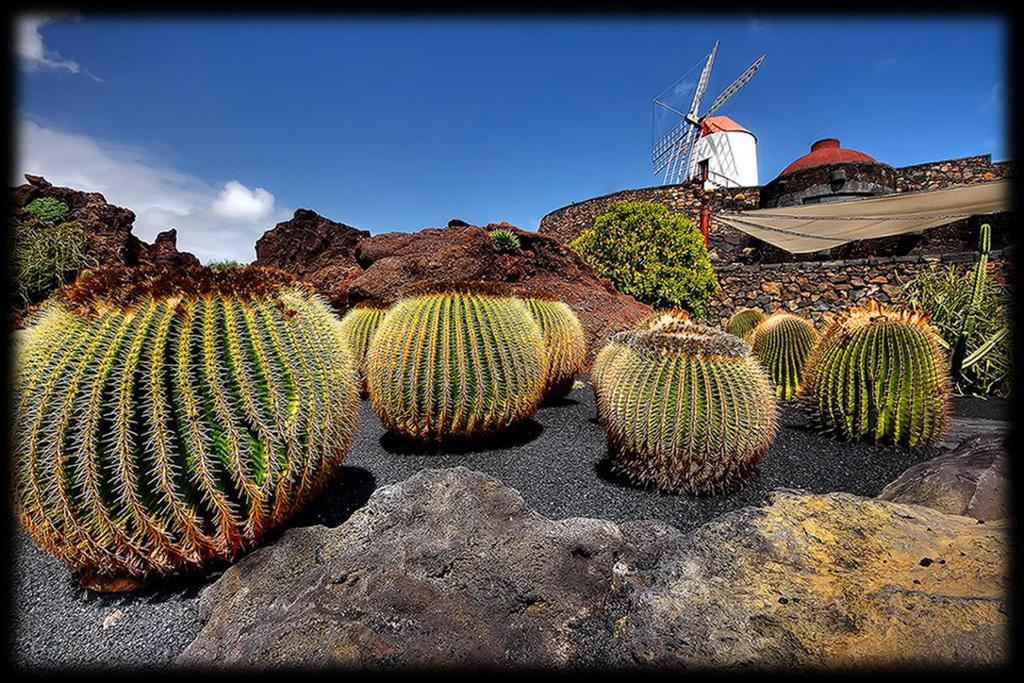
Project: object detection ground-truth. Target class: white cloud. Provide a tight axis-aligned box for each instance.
[212,180,276,220]
[15,116,290,263]
[17,13,101,81]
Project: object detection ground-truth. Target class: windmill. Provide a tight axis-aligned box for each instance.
[651,42,765,186]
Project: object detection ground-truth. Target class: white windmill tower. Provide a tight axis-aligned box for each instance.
[651,42,765,189]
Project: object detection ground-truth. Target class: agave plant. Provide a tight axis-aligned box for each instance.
[337,301,389,395]
[748,311,818,400]
[798,300,951,448]
[489,228,522,254]
[12,265,360,591]
[365,280,546,442]
[520,291,587,400]
[725,307,766,340]
[593,313,777,494]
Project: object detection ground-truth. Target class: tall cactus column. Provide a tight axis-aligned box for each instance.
[12,265,360,591]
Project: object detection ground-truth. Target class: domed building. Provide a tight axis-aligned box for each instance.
[759,138,896,208]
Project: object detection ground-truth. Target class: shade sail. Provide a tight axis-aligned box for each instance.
[716,180,1011,254]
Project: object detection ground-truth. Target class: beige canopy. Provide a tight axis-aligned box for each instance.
[717,180,1011,254]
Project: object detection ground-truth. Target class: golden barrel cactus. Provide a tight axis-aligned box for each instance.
[593,313,778,494]
[725,307,766,340]
[365,281,547,443]
[749,311,818,400]
[337,301,389,395]
[799,300,952,447]
[12,265,360,591]
[521,291,587,400]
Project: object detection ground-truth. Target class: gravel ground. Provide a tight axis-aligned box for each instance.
[12,380,1009,669]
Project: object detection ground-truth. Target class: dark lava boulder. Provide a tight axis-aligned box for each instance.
[347,222,653,363]
[12,174,199,270]
[878,437,1008,521]
[254,208,370,310]
[178,467,1007,669]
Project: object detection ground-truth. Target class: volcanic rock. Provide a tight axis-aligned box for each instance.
[347,223,653,361]
[878,437,1008,521]
[254,209,370,309]
[178,467,1007,669]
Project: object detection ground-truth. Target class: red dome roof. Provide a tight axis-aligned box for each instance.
[778,138,878,177]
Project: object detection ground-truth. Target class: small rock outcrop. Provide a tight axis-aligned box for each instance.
[254,209,370,310]
[178,467,1008,669]
[12,175,199,270]
[878,437,1008,521]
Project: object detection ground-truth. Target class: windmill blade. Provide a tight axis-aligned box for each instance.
[689,41,718,118]
[701,54,765,120]
[652,120,690,172]
[665,126,697,184]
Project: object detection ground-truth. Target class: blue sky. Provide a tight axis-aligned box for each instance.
[17,14,1007,262]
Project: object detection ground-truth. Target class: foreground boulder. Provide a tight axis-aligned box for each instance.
[178,467,1007,669]
[878,437,1008,521]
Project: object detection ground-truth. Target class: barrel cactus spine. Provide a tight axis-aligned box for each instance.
[798,299,951,447]
[594,313,778,494]
[520,291,587,400]
[749,311,818,400]
[365,280,547,443]
[337,301,389,395]
[725,306,767,340]
[13,265,360,591]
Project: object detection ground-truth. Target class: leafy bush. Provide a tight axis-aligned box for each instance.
[24,197,70,224]
[490,228,522,253]
[569,201,718,315]
[207,259,246,270]
[12,217,95,305]
[898,263,1011,398]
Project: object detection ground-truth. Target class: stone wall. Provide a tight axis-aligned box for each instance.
[538,154,1012,265]
[707,248,1012,327]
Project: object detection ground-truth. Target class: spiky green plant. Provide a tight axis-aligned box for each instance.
[12,264,360,591]
[798,300,951,448]
[13,216,95,305]
[725,307,766,340]
[748,311,818,400]
[366,281,546,442]
[490,228,522,254]
[593,312,777,494]
[337,301,389,395]
[521,292,587,400]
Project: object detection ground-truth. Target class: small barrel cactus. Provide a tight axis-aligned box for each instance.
[593,313,777,494]
[337,301,389,395]
[725,306,766,340]
[749,311,818,400]
[798,300,951,447]
[520,291,587,400]
[12,265,360,591]
[365,280,546,442]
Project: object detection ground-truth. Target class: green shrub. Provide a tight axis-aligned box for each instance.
[207,259,246,270]
[24,197,70,224]
[897,262,1011,398]
[569,202,718,315]
[490,228,522,253]
[13,217,95,305]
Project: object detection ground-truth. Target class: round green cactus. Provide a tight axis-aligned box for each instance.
[12,265,360,591]
[337,301,389,395]
[798,300,952,447]
[521,292,587,400]
[593,313,778,494]
[749,311,818,400]
[725,307,766,340]
[366,281,546,443]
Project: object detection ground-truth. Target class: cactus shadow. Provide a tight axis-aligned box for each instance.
[541,396,579,408]
[378,419,544,456]
[290,465,378,529]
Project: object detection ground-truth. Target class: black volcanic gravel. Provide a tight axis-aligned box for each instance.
[11,381,1008,669]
